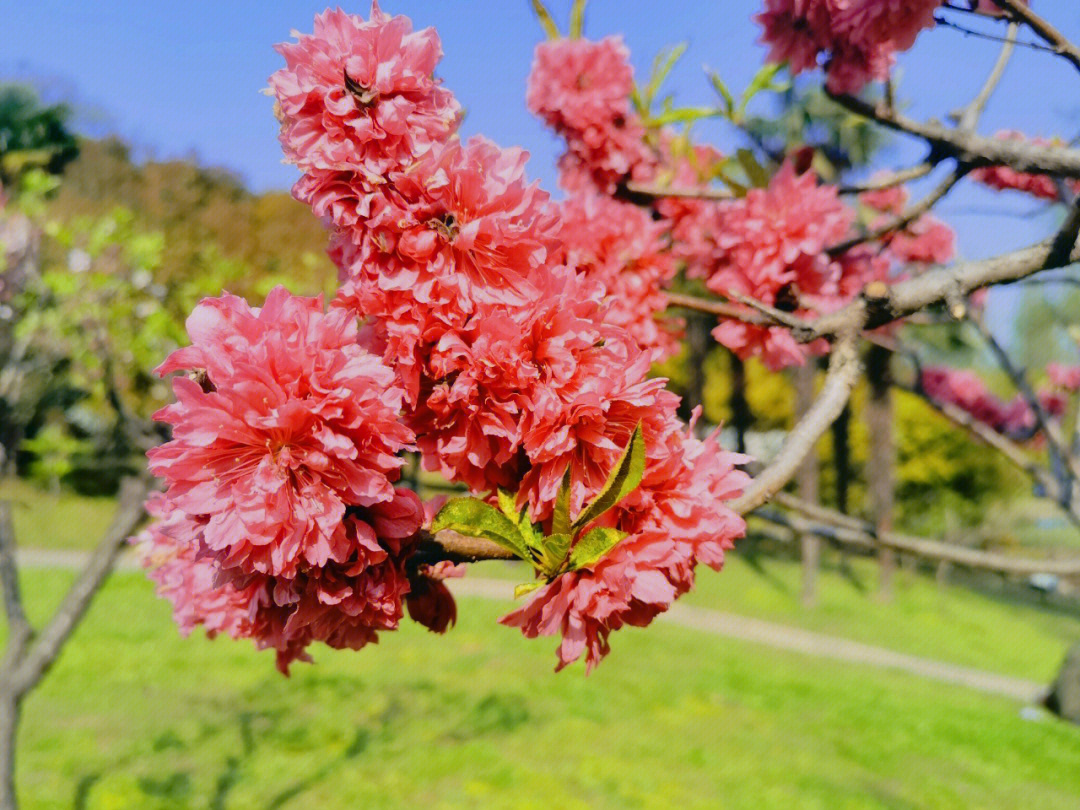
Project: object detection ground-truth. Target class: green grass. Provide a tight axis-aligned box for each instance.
[1,478,117,551]
[472,544,1080,684]
[9,569,1080,810]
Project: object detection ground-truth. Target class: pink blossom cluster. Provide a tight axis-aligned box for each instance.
[527,36,656,193]
[971,131,1080,201]
[1047,363,1080,392]
[555,192,681,360]
[920,366,1067,440]
[140,5,750,673]
[756,0,943,93]
[859,181,956,266]
[700,162,856,370]
[137,288,441,672]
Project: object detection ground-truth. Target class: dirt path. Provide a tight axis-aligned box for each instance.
[19,550,1046,703]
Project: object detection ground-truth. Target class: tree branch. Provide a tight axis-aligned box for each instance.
[730,333,863,514]
[829,92,1080,177]
[8,477,152,698]
[829,168,967,256]
[0,503,31,673]
[952,22,1018,130]
[811,230,1080,339]
[990,0,1080,73]
[771,493,1080,577]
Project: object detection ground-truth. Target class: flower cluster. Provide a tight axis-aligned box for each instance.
[140,5,750,673]
[555,192,681,360]
[700,162,855,369]
[971,131,1080,201]
[527,36,655,192]
[756,0,942,93]
[920,366,1066,440]
[138,287,434,671]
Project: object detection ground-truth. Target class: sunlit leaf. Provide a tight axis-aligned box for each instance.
[431,497,531,561]
[572,423,646,533]
[530,0,560,39]
[568,527,628,571]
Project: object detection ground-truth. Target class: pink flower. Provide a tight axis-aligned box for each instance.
[884,215,955,265]
[527,36,654,193]
[136,488,427,674]
[502,416,749,671]
[757,0,941,93]
[704,162,854,369]
[556,193,680,360]
[859,179,908,215]
[148,287,414,579]
[971,131,1079,201]
[331,136,562,401]
[270,4,459,175]
[528,36,635,134]
[1048,363,1080,391]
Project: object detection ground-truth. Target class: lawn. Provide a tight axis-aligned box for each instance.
[472,544,1080,684]
[8,569,1080,809]
[1,478,117,552]
[7,478,1079,684]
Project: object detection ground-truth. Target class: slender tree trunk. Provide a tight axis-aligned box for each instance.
[795,363,820,607]
[830,405,852,514]
[683,314,711,432]
[0,694,20,810]
[729,352,751,455]
[866,345,896,601]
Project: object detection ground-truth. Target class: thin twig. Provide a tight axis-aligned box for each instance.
[952,23,1018,130]
[829,169,967,256]
[838,163,934,195]
[990,0,1080,73]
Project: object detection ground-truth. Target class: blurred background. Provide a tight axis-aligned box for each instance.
[2,2,1080,808]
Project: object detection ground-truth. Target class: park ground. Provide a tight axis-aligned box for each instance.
[5,482,1080,809]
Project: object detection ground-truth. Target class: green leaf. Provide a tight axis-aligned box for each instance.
[736,148,770,188]
[514,581,544,599]
[643,43,688,111]
[497,488,520,522]
[738,62,785,115]
[708,70,735,116]
[568,527,628,571]
[431,498,531,561]
[569,0,587,38]
[572,423,646,533]
[538,533,573,575]
[552,466,573,538]
[530,0,561,39]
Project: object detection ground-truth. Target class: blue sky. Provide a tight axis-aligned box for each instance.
[5,1,1079,279]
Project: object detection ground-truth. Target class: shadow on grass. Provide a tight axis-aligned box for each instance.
[70,677,534,810]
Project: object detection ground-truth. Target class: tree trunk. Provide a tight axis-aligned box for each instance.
[682,314,711,432]
[0,694,19,810]
[830,404,852,514]
[866,345,896,601]
[729,352,751,455]
[795,363,820,607]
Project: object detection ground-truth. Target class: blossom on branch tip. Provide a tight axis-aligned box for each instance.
[270,3,459,175]
[147,287,414,579]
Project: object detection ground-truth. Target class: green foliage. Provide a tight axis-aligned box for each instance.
[893,389,1025,533]
[0,82,79,187]
[432,425,645,584]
